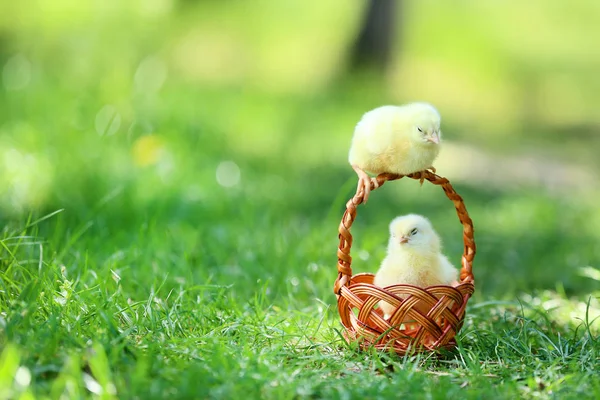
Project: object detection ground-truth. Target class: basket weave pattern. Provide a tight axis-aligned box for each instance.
[334,170,476,355]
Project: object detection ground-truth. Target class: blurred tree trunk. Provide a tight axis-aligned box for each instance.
[349,0,399,72]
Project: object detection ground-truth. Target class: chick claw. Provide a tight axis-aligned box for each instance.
[352,165,376,203]
[356,175,372,203]
[419,166,436,185]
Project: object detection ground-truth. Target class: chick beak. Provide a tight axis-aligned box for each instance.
[428,133,439,144]
[399,236,409,244]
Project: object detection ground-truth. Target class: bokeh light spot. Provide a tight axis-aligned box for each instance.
[134,56,167,93]
[358,250,370,261]
[216,161,241,187]
[0,146,54,214]
[132,134,164,167]
[95,105,121,136]
[15,367,32,387]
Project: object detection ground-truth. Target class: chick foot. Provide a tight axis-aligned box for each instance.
[352,164,377,203]
[419,166,436,185]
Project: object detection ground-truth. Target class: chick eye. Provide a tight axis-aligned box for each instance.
[417,127,423,133]
[410,228,418,235]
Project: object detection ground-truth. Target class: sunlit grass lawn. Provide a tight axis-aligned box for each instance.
[1,79,600,399]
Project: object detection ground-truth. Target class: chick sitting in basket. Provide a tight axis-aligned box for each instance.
[374,214,458,320]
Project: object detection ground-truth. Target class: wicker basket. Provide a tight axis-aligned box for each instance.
[334,170,476,355]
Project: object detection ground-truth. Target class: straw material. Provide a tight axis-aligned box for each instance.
[334,170,476,355]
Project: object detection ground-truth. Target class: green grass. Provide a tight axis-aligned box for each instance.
[1,82,599,398]
[1,83,600,397]
[1,208,599,399]
[2,1,600,398]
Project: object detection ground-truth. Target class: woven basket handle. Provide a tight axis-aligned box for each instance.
[334,170,476,294]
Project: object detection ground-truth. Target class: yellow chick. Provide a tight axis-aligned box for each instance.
[374,214,457,319]
[349,103,442,202]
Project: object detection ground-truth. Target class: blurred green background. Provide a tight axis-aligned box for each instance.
[1,0,599,309]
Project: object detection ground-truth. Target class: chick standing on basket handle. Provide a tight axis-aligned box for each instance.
[374,214,458,319]
[348,103,442,202]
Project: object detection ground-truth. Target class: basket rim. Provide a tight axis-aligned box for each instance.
[334,170,476,295]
